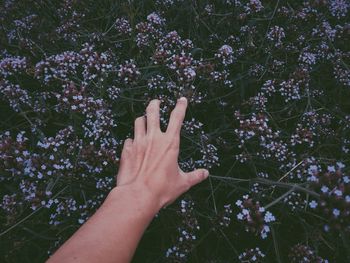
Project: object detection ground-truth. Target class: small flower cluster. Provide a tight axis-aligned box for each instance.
[283,191,307,211]
[236,195,276,239]
[196,133,220,169]
[328,0,349,19]
[0,193,20,218]
[291,111,333,147]
[279,78,302,102]
[0,80,31,112]
[243,0,264,15]
[219,204,233,227]
[238,247,265,263]
[234,111,276,148]
[308,165,350,233]
[248,92,268,111]
[168,52,196,83]
[115,17,132,35]
[55,0,85,42]
[165,199,199,262]
[288,244,328,263]
[183,118,203,135]
[135,12,165,48]
[332,51,350,87]
[0,55,27,77]
[117,59,141,84]
[267,26,286,47]
[156,0,185,7]
[35,43,114,85]
[212,203,234,229]
[55,82,118,146]
[147,74,166,90]
[0,125,118,228]
[6,14,38,52]
[215,44,235,66]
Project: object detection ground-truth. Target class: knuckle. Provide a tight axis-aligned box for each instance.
[125,144,133,153]
[183,179,192,191]
[121,146,131,157]
[124,138,132,146]
[123,139,133,150]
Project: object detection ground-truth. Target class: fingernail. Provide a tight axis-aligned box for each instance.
[178,97,187,102]
[203,170,209,178]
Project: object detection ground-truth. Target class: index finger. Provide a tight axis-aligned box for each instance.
[166,97,188,136]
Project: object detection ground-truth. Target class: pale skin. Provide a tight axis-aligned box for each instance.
[47,97,209,263]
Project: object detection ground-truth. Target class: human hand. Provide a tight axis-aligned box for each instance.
[116,97,209,208]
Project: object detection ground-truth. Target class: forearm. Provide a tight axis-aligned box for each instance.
[47,184,161,263]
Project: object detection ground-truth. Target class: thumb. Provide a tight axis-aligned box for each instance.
[184,168,209,188]
[116,138,133,185]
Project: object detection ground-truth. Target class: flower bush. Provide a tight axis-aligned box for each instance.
[0,0,349,262]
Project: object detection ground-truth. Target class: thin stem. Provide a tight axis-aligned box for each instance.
[0,186,68,237]
[264,187,295,210]
[209,175,320,198]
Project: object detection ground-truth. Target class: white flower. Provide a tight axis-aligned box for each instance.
[308,165,319,174]
[324,224,330,232]
[321,186,329,193]
[307,175,318,182]
[336,162,345,169]
[37,172,43,179]
[219,44,233,56]
[264,211,276,223]
[333,208,340,217]
[327,165,336,172]
[147,12,164,25]
[299,52,316,65]
[235,199,242,207]
[345,195,350,202]
[334,189,343,197]
[260,225,270,239]
[309,200,318,209]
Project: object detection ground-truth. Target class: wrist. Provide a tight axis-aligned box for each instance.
[110,183,162,215]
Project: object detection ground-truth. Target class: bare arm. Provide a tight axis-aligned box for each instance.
[47,97,209,263]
